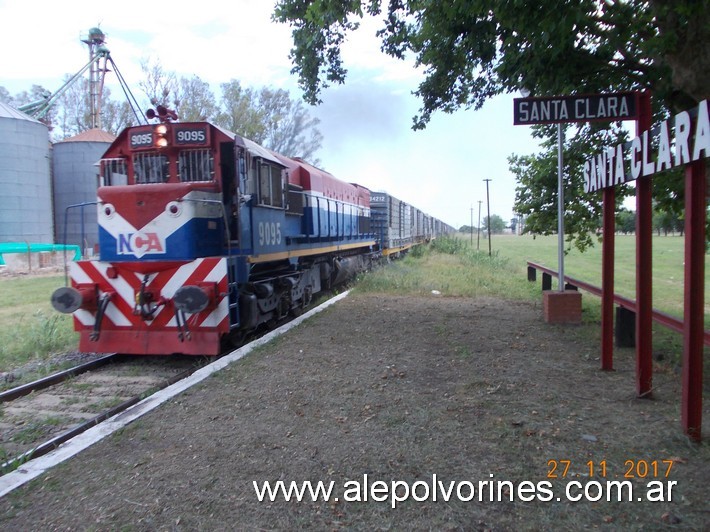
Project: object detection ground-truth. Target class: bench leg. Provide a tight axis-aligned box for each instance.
[615,307,636,348]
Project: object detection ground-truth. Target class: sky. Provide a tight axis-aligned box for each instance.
[0,0,543,229]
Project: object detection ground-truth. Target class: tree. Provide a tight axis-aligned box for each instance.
[217,80,323,161]
[617,209,636,235]
[2,77,138,140]
[12,84,58,132]
[134,60,324,161]
[56,76,92,137]
[509,217,519,234]
[217,80,268,141]
[652,207,683,236]
[54,79,137,139]
[274,1,709,246]
[101,98,138,136]
[139,57,178,108]
[176,75,218,122]
[260,87,323,162]
[483,214,506,235]
[273,1,708,126]
[0,86,12,105]
[511,121,632,251]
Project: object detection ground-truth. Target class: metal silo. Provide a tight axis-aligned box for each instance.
[0,101,53,243]
[52,128,115,254]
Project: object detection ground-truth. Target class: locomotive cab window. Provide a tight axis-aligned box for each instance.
[133,152,169,184]
[258,161,284,208]
[179,149,214,182]
[100,158,128,186]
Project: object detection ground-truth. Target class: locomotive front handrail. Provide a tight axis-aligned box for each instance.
[62,202,99,285]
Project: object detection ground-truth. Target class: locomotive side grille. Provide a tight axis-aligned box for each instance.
[100,158,128,186]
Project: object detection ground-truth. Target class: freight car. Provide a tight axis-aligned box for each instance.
[369,192,453,256]
[51,108,452,355]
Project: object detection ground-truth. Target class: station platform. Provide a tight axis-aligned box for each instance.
[0,292,707,530]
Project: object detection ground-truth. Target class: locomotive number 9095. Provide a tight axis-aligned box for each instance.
[176,128,207,144]
[258,222,282,247]
[130,133,153,148]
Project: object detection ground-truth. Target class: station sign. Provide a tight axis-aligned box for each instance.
[583,99,709,192]
[513,92,638,125]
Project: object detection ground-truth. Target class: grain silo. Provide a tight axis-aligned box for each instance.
[0,101,53,243]
[52,128,115,253]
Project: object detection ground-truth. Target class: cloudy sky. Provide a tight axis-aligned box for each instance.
[0,0,542,228]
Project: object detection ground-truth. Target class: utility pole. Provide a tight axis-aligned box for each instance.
[484,179,492,256]
[477,200,482,251]
[470,205,474,245]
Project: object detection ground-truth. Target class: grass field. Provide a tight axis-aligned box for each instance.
[487,233,703,320]
[0,275,77,373]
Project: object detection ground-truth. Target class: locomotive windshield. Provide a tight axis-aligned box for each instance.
[133,152,169,184]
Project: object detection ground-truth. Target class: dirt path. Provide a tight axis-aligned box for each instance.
[0,293,708,530]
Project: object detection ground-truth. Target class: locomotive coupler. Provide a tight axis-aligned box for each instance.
[90,293,112,341]
[134,274,163,319]
[174,307,190,342]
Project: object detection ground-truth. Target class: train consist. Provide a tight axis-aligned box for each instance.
[51,109,453,355]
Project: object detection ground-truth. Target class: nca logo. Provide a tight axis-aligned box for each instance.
[118,232,165,258]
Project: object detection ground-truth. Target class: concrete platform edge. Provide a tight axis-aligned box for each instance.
[0,290,351,499]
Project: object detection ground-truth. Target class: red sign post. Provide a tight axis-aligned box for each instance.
[635,92,653,397]
[683,158,706,440]
[581,97,708,440]
[516,93,708,440]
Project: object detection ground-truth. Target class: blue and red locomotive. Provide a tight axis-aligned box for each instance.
[51,108,452,355]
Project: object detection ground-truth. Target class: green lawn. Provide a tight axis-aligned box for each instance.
[486,233,704,320]
[0,275,77,372]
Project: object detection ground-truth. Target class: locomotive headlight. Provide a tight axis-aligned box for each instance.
[173,285,210,314]
[102,203,116,219]
[166,201,182,217]
[154,124,169,148]
[51,285,98,313]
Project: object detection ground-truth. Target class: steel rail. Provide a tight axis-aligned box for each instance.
[0,353,119,403]
[1,364,200,473]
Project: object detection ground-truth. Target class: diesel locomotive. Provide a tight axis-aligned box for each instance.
[51,107,453,355]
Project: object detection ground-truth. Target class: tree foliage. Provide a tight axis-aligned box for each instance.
[217,80,267,141]
[176,75,218,122]
[139,57,179,108]
[483,214,507,234]
[511,121,635,251]
[274,0,709,249]
[216,80,322,162]
[617,208,636,235]
[1,61,323,160]
[139,59,323,161]
[274,1,709,126]
[8,84,59,132]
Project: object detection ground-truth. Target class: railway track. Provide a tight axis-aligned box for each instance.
[0,289,346,475]
[0,354,203,473]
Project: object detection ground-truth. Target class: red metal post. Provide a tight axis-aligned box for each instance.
[601,187,615,370]
[635,91,653,397]
[682,159,706,440]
